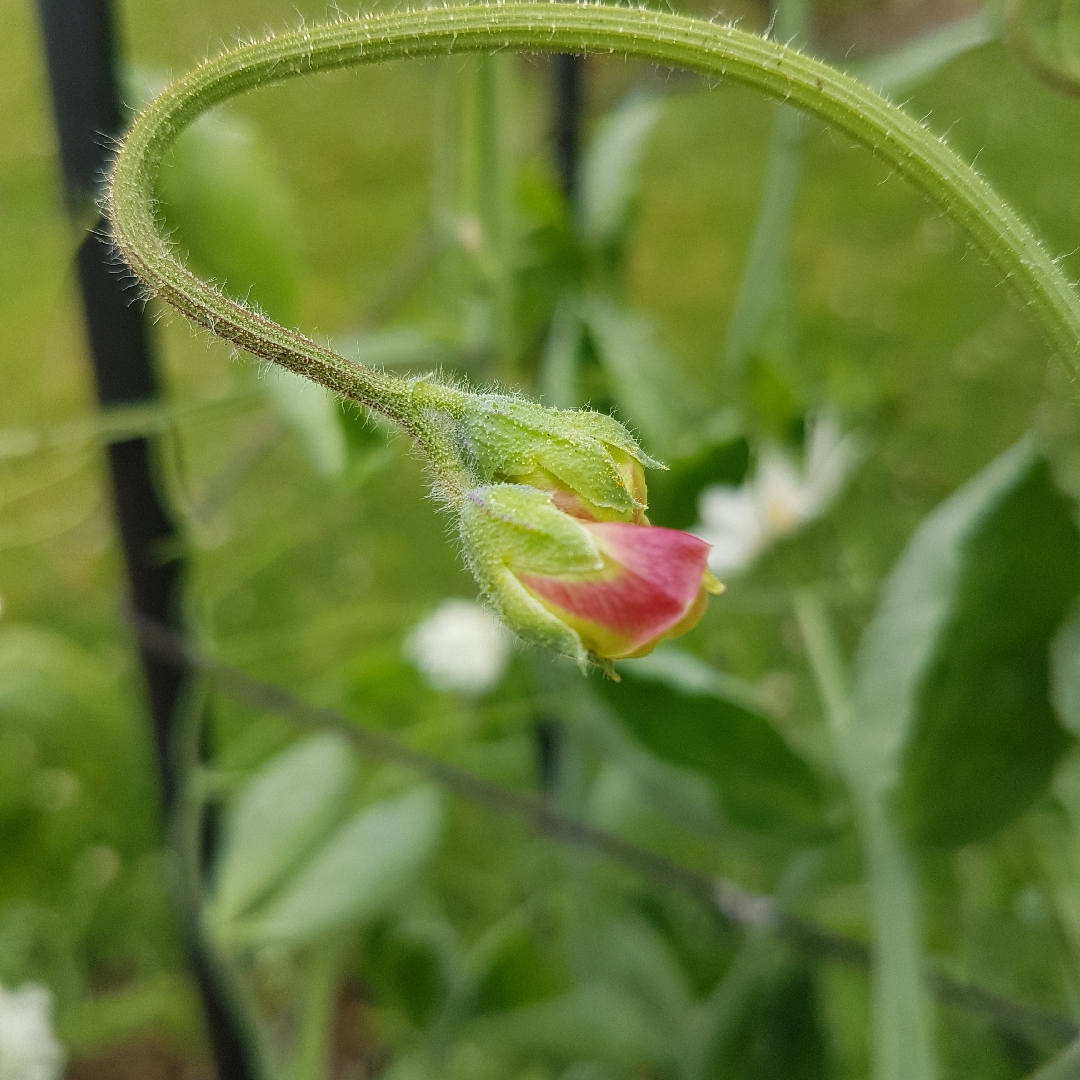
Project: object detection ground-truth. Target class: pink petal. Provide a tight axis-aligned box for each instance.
[518,522,713,657]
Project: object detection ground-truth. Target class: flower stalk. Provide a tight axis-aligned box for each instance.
[109,3,1080,382]
[106,1,1080,662]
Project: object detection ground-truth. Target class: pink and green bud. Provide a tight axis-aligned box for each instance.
[457,396,657,523]
[460,484,722,666]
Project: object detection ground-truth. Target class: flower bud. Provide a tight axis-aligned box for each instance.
[461,484,722,666]
[458,396,658,523]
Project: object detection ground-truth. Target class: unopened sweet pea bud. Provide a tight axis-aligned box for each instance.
[461,484,722,667]
[457,396,658,523]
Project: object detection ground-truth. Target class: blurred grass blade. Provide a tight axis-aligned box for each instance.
[601,915,695,1037]
[1067,0,1080,70]
[1052,602,1080,734]
[473,54,517,373]
[539,297,584,409]
[580,297,700,458]
[435,55,518,373]
[334,328,454,370]
[689,853,827,1080]
[860,797,936,1080]
[1031,792,1080,986]
[577,95,663,249]
[0,397,253,462]
[287,939,347,1080]
[240,786,443,947]
[723,2,1002,380]
[262,368,346,478]
[855,5,1005,94]
[211,733,356,925]
[686,928,787,1080]
[720,0,808,379]
[470,912,569,1017]
[794,591,937,1080]
[57,973,203,1056]
[720,103,804,378]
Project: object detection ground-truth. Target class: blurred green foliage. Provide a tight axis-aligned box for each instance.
[5,0,1080,1078]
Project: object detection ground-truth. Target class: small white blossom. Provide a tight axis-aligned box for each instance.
[0,984,64,1080]
[404,599,513,694]
[695,415,861,576]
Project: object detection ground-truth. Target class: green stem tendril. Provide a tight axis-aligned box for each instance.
[108,1,1080,496]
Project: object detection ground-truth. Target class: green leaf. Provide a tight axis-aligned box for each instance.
[578,95,663,249]
[596,659,826,839]
[709,961,828,1080]
[643,436,749,530]
[472,928,571,1016]
[601,915,695,1032]
[211,733,356,925]
[881,439,1080,846]
[363,921,449,1026]
[621,647,767,717]
[474,983,668,1068]
[239,787,443,946]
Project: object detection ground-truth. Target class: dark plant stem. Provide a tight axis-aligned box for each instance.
[35,3,259,1076]
[535,715,564,792]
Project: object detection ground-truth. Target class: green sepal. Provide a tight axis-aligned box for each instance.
[459,484,602,664]
[461,484,601,576]
[458,395,660,517]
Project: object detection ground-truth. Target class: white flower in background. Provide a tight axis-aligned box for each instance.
[404,599,514,694]
[0,984,64,1080]
[695,414,862,576]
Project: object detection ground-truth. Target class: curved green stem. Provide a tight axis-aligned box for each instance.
[108,2,1080,440]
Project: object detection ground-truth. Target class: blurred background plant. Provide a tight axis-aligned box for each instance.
[6,0,1080,1078]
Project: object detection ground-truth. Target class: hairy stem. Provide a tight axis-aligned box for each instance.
[108,3,1080,425]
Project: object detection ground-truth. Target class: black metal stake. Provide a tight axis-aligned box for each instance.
[543,46,583,789]
[554,53,582,200]
[35,3,256,1077]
